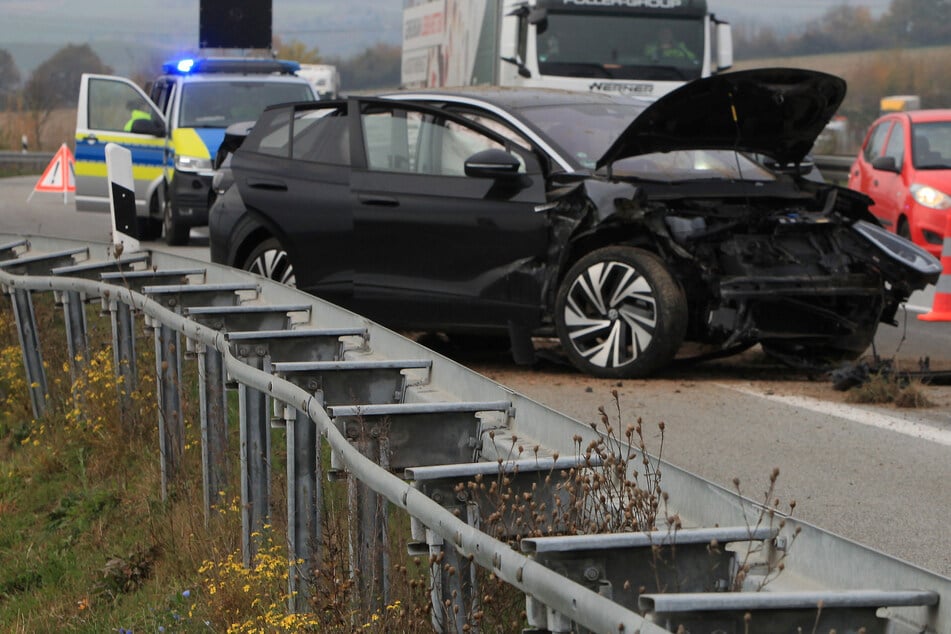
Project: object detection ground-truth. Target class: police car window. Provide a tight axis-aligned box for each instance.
[180,81,315,128]
[291,107,349,165]
[87,78,159,133]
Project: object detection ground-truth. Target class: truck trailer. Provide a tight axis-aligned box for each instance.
[401,0,733,99]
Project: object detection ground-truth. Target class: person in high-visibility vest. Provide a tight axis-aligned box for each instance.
[645,27,696,63]
[124,100,152,132]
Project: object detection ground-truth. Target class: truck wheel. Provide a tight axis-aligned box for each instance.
[244,238,296,287]
[554,247,687,378]
[163,200,190,246]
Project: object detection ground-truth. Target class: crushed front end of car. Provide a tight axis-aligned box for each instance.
[621,182,942,365]
[569,67,942,369]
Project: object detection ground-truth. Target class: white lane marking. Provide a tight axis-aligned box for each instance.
[719,384,951,448]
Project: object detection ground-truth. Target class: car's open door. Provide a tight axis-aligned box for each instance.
[74,74,167,220]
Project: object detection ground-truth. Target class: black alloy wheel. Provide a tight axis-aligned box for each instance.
[243,238,296,287]
[554,246,687,378]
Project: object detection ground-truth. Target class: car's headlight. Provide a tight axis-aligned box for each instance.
[175,155,213,172]
[910,184,951,209]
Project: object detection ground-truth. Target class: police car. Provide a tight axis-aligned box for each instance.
[74,57,318,245]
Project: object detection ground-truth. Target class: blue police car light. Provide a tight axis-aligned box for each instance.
[176,59,196,73]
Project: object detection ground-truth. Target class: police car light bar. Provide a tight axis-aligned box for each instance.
[162,58,301,76]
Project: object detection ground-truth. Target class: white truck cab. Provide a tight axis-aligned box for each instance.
[402,0,732,99]
[75,57,317,245]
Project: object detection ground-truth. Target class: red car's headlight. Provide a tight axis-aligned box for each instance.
[910,184,951,209]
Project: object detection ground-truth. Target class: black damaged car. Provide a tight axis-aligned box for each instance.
[209,68,941,378]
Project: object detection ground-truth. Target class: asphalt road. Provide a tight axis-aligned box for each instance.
[3,175,951,578]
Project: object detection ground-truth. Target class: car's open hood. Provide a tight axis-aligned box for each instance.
[597,68,847,169]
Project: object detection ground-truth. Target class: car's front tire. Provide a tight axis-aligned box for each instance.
[163,200,190,246]
[554,246,687,378]
[243,238,296,287]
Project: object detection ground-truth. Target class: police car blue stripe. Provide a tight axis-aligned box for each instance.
[75,141,166,167]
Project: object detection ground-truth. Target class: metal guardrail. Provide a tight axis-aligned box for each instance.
[1,234,948,634]
[0,151,56,173]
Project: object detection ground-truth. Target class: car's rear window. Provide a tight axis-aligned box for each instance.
[243,104,349,165]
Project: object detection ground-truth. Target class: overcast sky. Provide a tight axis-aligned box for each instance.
[0,0,898,70]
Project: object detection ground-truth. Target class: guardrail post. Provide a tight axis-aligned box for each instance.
[155,323,184,499]
[425,518,480,634]
[111,301,138,411]
[285,404,321,613]
[347,426,389,614]
[238,351,271,567]
[198,344,229,524]
[10,287,47,419]
[61,290,88,381]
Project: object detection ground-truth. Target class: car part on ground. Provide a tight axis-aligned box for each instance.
[210,68,941,378]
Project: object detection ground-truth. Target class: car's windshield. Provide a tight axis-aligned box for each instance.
[519,102,775,181]
[912,121,951,169]
[537,13,704,82]
[179,81,314,128]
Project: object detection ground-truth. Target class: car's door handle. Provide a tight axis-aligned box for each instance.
[358,195,399,207]
[247,178,287,191]
[79,134,98,144]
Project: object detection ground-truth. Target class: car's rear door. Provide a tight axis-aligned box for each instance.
[231,102,354,305]
[349,98,550,331]
[75,74,166,214]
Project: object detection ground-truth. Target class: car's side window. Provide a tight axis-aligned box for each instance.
[362,108,421,171]
[361,105,524,176]
[864,121,891,162]
[245,108,294,157]
[149,79,175,116]
[884,120,905,165]
[88,78,160,133]
[291,108,349,165]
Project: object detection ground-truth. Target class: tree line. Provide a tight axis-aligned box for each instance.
[733,0,951,59]
[0,39,401,152]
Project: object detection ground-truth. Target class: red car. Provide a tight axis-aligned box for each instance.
[849,109,951,257]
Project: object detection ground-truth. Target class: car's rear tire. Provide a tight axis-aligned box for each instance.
[244,238,296,287]
[554,246,687,378]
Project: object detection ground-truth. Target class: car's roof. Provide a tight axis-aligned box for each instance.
[892,109,951,124]
[168,73,313,85]
[388,86,652,111]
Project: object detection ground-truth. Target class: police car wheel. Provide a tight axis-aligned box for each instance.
[163,200,190,246]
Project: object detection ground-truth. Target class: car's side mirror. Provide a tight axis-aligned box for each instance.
[464,148,522,180]
[130,118,165,137]
[871,155,900,173]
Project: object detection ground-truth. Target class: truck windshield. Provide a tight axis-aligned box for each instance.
[537,13,704,81]
[179,81,315,128]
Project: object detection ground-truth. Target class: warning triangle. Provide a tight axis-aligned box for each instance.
[28,143,76,204]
